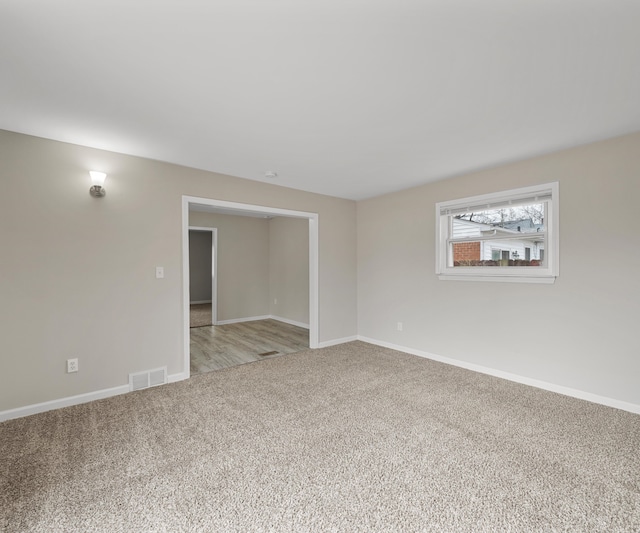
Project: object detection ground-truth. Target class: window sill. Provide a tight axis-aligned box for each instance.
[438,274,556,284]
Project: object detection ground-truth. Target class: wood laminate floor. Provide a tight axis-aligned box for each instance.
[190,319,309,375]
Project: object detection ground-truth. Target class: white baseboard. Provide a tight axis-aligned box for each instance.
[190,300,212,305]
[358,336,640,415]
[168,372,189,384]
[270,315,310,330]
[216,315,271,325]
[0,384,129,422]
[318,335,358,348]
[0,372,185,423]
[216,315,310,329]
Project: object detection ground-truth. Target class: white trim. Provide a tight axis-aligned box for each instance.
[438,274,556,284]
[182,198,191,378]
[189,300,212,305]
[448,231,548,245]
[0,372,185,422]
[168,372,189,384]
[357,336,640,415]
[212,229,218,325]
[215,315,271,325]
[308,216,319,349]
[185,197,318,220]
[318,335,358,348]
[270,315,310,329]
[183,195,320,386]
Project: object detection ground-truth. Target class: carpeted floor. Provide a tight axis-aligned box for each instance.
[1,341,639,532]
[190,303,212,328]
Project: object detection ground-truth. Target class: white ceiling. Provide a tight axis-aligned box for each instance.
[1,1,639,201]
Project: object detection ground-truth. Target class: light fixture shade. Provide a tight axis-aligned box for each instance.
[89,171,107,187]
[89,171,107,197]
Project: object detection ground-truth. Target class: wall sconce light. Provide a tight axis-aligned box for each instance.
[89,171,107,197]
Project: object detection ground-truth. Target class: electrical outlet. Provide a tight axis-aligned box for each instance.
[155,266,164,279]
[397,322,403,332]
[67,358,78,373]
[274,298,278,305]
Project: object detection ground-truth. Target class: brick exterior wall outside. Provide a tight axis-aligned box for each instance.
[453,241,480,262]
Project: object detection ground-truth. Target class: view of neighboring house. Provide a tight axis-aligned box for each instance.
[452,217,545,266]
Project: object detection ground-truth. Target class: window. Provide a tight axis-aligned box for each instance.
[435,182,559,283]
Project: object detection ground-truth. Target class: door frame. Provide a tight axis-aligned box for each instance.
[181,195,319,380]
[188,226,218,325]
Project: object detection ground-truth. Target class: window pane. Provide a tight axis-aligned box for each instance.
[452,234,545,267]
[450,202,546,267]
[453,203,545,233]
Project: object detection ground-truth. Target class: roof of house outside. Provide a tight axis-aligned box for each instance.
[499,219,544,233]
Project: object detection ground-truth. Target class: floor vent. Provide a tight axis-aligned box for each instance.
[258,351,279,357]
[129,367,167,392]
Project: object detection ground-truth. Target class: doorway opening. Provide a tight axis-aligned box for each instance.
[181,196,319,379]
[188,226,217,327]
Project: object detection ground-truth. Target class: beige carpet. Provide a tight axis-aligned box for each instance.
[1,342,639,532]
[190,303,212,328]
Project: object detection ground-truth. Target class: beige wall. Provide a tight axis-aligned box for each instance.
[269,217,310,325]
[357,132,640,405]
[0,130,357,412]
[189,212,270,321]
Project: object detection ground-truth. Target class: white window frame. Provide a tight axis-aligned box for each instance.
[435,182,559,283]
